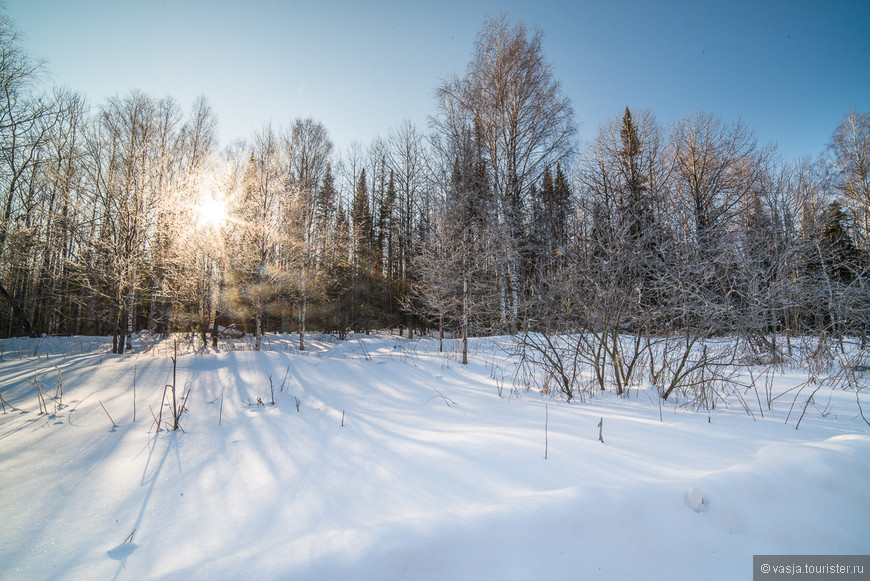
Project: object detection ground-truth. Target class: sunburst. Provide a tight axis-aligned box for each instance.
[195,193,228,230]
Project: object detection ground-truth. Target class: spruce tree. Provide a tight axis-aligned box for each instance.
[352,168,373,264]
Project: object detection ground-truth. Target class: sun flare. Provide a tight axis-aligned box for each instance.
[195,193,228,230]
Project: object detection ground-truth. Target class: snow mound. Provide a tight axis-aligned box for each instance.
[685,486,706,512]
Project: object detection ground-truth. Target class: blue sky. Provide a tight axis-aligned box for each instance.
[7,0,869,161]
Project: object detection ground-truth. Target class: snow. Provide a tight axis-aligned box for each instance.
[0,333,867,580]
[685,486,706,512]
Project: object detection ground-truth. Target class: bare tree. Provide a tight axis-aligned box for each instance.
[829,110,870,248]
[0,13,56,336]
[225,124,286,351]
[412,127,495,363]
[557,108,672,396]
[385,121,427,281]
[143,95,184,337]
[80,91,167,352]
[433,14,575,332]
[284,118,332,349]
[669,112,767,330]
[28,88,89,336]
[158,98,220,346]
[826,112,870,342]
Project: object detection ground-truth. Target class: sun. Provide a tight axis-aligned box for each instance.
[195,193,228,230]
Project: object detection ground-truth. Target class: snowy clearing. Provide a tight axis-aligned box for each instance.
[0,333,868,580]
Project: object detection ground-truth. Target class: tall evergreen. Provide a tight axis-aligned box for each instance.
[378,170,397,277]
[352,168,374,265]
[618,107,650,241]
[821,201,864,287]
[315,164,337,229]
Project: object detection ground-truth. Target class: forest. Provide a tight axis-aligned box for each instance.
[1,13,868,372]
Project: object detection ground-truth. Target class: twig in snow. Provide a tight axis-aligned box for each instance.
[795,384,824,430]
[155,385,168,432]
[30,364,49,414]
[280,364,292,392]
[0,391,17,413]
[173,386,191,432]
[33,381,47,414]
[544,404,549,460]
[99,400,117,430]
[170,341,178,430]
[149,404,159,429]
[53,365,63,408]
[658,388,663,423]
[598,417,604,444]
[428,386,456,407]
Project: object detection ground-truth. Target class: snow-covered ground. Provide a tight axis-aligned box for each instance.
[1,333,867,580]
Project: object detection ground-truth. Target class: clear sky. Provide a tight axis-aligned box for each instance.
[6,0,869,162]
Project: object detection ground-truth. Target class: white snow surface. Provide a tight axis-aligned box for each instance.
[0,333,867,580]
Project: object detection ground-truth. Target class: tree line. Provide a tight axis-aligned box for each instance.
[1,13,867,361]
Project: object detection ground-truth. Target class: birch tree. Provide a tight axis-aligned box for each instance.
[28,89,89,336]
[0,13,55,336]
[227,125,285,351]
[284,118,332,349]
[83,91,164,352]
[829,110,870,248]
[433,14,575,332]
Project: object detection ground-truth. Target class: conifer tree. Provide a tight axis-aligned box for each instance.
[352,168,374,266]
[314,163,337,261]
[379,169,397,278]
[349,168,375,331]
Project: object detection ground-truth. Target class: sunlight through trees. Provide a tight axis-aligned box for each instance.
[0,12,867,362]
